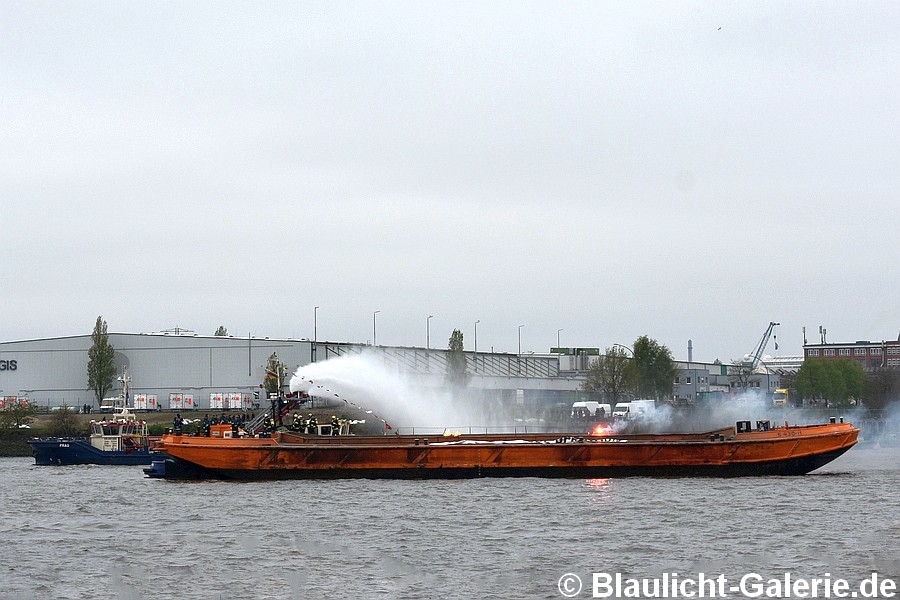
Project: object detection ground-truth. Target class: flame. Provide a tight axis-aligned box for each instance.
[591,423,612,436]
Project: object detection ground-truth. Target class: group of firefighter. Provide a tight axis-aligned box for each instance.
[198,412,253,437]
[287,413,345,435]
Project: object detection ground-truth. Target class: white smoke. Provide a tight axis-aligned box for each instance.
[858,399,900,446]
[288,353,895,436]
[624,389,871,434]
[288,352,484,429]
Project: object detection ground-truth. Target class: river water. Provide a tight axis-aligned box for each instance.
[2,445,899,600]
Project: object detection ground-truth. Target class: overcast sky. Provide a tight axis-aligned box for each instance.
[2,1,897,363]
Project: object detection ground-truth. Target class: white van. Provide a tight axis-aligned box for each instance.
[571,401,612,419]
[629,399,656,417]
[612,402,632,418]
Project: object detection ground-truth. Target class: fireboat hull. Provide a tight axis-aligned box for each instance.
[28,438,155,466]
[150,421,859,480]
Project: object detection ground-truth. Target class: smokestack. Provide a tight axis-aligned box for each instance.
[688,339,693,363]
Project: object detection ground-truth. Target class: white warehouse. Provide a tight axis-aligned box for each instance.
[0,331,585,411]
[0,332,776,411]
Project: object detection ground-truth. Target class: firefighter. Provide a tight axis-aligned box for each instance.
[331,415,340,435]
[308,414,318,435]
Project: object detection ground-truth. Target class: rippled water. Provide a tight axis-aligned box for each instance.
[2,446,899,600]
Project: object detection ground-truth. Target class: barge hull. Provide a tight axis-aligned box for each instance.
[154,422,859,480]
[160,446,852,480]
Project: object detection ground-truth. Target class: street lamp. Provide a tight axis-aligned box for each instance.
[313,306,319,362]
[557,328,564,354]
[426,315,434,349]
[373,310,380,346]
[518,324,524,355]
[613,343,634,356]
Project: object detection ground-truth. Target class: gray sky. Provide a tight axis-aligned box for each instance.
[2,1,897,362]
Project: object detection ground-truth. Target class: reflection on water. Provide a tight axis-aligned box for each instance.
[584,477,613,501]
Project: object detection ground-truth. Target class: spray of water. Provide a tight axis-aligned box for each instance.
[288,352,486,429]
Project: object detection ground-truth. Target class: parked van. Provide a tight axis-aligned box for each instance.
[612,402,632,418]
[571,401,612,419]
[630,399,656,417]
[613,399,656,419]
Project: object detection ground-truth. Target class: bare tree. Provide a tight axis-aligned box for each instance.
[582,346,634,404]
[729,359,754,391]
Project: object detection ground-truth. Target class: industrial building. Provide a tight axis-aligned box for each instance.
[803,339,900,370]
[0,329,792,413]
[0,331,587,411]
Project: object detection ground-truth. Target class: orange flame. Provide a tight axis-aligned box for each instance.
[591,423,612,436]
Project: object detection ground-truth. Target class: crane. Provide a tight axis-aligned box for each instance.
[742,321,780,372]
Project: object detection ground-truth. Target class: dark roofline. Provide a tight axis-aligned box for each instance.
[804,339,899,349]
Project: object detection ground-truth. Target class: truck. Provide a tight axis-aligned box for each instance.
[772,388,790,408]
[613,399,656,419]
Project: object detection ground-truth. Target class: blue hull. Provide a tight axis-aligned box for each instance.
[28,438,154,466]
[143,457,168,478]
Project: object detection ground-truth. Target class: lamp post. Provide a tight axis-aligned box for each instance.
[427,315,433,349]
[518,324,524,355]
[373,310,380,346]
[313,306,319,362]
[613,343,634,357]
[473,319,480,374]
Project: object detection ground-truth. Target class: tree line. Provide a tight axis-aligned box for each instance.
[581,336,898,408]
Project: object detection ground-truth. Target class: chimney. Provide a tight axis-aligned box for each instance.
[688,339,693,363]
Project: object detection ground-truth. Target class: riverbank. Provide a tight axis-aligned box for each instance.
[0,406,382,457]
[0,430,31,457]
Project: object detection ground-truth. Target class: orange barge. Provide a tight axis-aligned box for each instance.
[147,418,858,480]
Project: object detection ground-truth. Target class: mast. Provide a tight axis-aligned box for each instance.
[119,365,131,409]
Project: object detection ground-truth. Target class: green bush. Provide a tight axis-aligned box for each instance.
[0,429,35,457]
